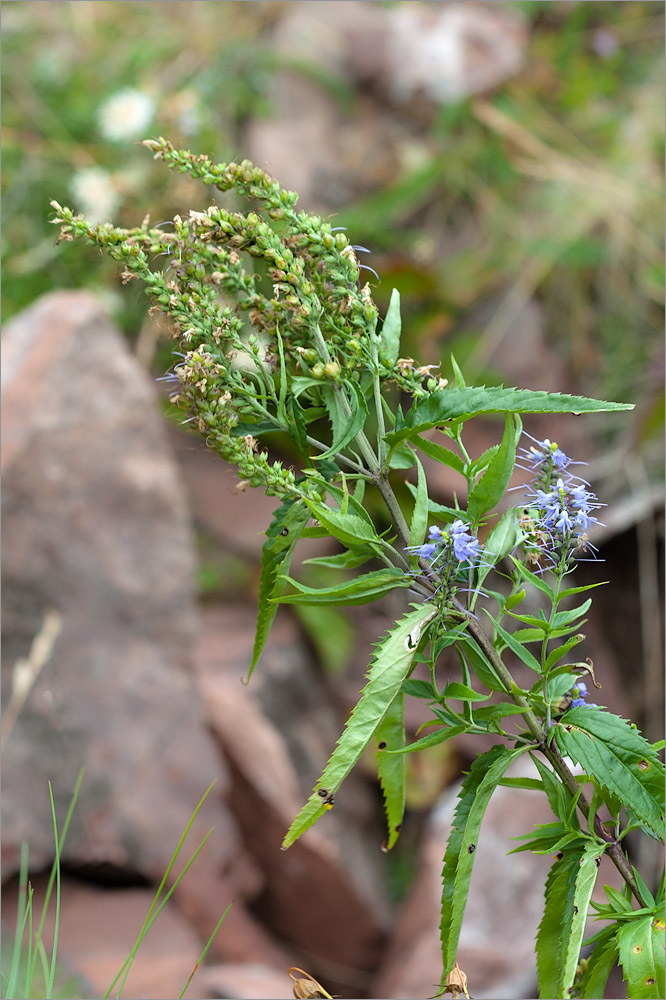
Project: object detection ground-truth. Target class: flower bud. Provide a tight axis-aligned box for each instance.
[311,363,325,378]
[324,361,341,378]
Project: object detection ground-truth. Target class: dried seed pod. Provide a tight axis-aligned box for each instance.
[288,967,333,999]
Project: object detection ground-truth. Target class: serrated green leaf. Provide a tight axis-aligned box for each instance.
[275,567,410,605]
[380,288,402,366]
[536,851,580,998]
[440,745,526,982]
[553,709,665,840]
[484,610,542,673]
[560,843,607,996]
[376,694,406,850]
[408,456,429,550]
[282,604,438,848]
[413,435,466,476]
[385,386,633,448]
[467,414,518,523]
[579,924,619,999]
[248,497,310,681]
[618,911,665,999]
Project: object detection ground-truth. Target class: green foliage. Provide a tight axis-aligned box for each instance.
[618,911,666,1000]
[276,567,410,606]
[439,746,527,984]
[536,843,606,999]
[282,604,438,849]
[248,495,310,681]
[385,385,633,448]
[552,708,666,839]
[375,694,407,850]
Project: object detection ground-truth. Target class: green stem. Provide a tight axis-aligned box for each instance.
[455,601,647,907]
[370,336,387,466]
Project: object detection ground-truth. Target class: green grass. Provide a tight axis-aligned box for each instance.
[2,774,231,1000]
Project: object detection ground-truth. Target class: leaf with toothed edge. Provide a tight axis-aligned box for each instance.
[440,744,526,985]
[247,496,310,682]
[375,693,406,851]
[385,386,634,449]
[281,603,438,849]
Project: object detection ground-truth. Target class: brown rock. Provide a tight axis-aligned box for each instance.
[202,962,295,1000]
[2,873,211,1000]
[1,291,236,882]
[193,605,389,991]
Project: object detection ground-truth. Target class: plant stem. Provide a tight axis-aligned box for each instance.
[455,601,647,907]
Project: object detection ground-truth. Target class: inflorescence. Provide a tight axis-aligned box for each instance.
[518,434,604,565]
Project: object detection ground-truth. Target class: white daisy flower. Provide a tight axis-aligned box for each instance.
[98,88,155,142]
[69,167,120,223]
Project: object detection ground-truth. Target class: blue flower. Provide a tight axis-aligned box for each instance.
[405,520,482,570]
[450,519,481,563]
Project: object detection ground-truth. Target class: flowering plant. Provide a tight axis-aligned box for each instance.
[52,139,664,1000]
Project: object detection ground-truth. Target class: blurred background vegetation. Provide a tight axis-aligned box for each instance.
[3,0,663,408]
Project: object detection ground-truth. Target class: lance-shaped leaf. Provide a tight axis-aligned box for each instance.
[467,414,519,523]
[302,497,384,552]
[440,745,526,981]
[317,381,369,459]
[409,456,429,550]
[274,567,410,606]
[380,288,402,366]
[537,851,581,998]
[561,843,607,997]
[282,604,438,849]
[412,434,466,476]
[484,610,542,673]
[579,924,619,1000]
[375,693,406,850]
[618,911,665,1000]
[553,709,665,840]
[248,497,310,681]
[384,386,633,448]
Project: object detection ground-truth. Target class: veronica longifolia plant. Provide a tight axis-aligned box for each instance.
[52,139,665,1000]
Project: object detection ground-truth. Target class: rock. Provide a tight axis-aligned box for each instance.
[2,873,211,1000]
[202,962,294,1000]
[383,2,528,105]
[1,291,237,883]
[193,604,389,992]
[373,757,561,999]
